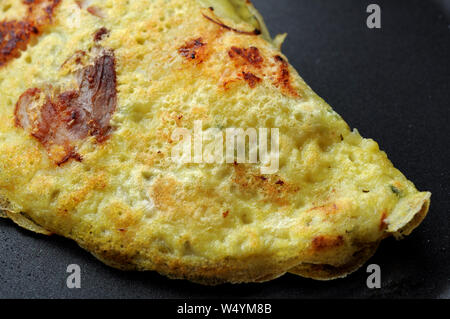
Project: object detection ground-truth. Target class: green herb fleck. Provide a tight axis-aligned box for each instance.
[390,185,402,197]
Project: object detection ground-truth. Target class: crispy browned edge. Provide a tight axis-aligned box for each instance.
[0,196,430,285]
[289,199,430,280]
[289,243,380,280]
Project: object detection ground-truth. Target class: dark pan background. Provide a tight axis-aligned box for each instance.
[0,0,448,299]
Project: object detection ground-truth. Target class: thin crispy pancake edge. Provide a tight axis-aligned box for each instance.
[0,192,430,284]
[289,192,430,280]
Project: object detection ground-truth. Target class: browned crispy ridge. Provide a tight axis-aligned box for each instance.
[0,0,61,68]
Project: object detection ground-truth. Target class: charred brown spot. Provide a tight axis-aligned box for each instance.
[228,46,263,68]
[273,55,300,98]
[202,13,261,36]
[312,235,344,251]
[226,46,264,89]
[15,49,117,165]
[241,71,261,88]
[179,38,207,63]
[93,27,109,42]
[0,21,34,67]
[380,210,388,231]
[232,165,299,206]
[0,0,61,68]
[222,211,229,218]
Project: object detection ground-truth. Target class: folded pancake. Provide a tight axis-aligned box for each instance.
[0,0,430,284]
